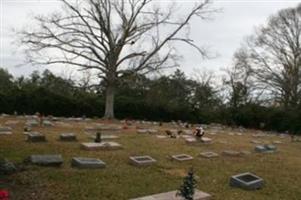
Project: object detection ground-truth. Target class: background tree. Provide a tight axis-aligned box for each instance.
[19,0,215,119]
[244,4,301,109]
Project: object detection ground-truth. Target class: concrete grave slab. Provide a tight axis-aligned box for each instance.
[254,145,266,153]
[129,155,157,167]
[130,189,211,200]
[137,129,148,134]
[156,135,167,139]
[71,157,106,169]
[60,133,77,141]
[255,145,277,153]
[230,172,264,190]
[185,137,198,145]
[199,152,219,158]
[26,120,39,127]
[0,126,12,135]
[171,154,194,162]
[265,144,277,151]
[4,120,19,126]
[27,132,46,142]
[81,142,122,151]
[200,137,212,144]
[0,126,12,132]
[43,120,54,127]
[28,154,63,167]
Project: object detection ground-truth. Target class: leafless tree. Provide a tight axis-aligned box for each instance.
[223,48,254,109]
[244,4,301,108]
[18,0,216,119]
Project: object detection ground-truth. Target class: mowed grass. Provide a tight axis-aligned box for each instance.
[1,117,301,200]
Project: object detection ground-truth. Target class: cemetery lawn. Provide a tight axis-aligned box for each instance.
[1,117,301,200]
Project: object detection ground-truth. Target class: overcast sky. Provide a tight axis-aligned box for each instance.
[0,0,300,79]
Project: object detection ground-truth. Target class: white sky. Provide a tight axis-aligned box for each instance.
[0,0,300,79]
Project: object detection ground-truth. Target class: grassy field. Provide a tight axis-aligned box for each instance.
[1,116,301,200]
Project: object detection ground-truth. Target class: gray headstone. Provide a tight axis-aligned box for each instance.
[199,152,219,158]
[171,154,193,162]
[27,132,46,142]
[130,189,211,200]
[81,142,123,151]
[60,133,77,141]
[230,172,264,190]
[71,157,106,169]
[28,154,63,167]
[129,156,157,167]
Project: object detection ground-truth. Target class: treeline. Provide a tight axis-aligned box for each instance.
[0,68,301,134]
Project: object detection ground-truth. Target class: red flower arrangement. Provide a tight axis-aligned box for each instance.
[0,190,9,200]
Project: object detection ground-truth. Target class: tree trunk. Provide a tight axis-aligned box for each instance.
[104,84,115,119]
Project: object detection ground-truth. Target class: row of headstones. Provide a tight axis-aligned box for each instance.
[25,132,119,142]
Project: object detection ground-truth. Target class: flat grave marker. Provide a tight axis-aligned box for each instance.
[71,157,106,169]
[81,142,123,151]
[28,154,63,167]
[27,132,46,142]
[130,189,211,200]
[60,133,77,141]
[129,155,157,167]
[199,152,219,158]
[230,172,264,190]
[171,154,194,162]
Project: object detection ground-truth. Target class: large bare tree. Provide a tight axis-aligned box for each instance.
[19,0,215,119]
[244,4,301,108]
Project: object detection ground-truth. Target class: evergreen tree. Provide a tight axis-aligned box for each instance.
[177,168,197,200]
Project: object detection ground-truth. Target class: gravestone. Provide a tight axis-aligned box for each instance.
[222,150,241,157]
[4,120,19,127]
[171,154,194,162]
[199,152,219,158]
[200,137,212,144]
[137,129,148,134]
[129,155,157,167]
[27,132,46,142]
[26,120,39,127]
[230,172,264,190]
[43,120,54,127]
[255,145,277,153]
[0,126,12,135]
[265,144,277,151]
[130,189,211,200]
[81,142,122,151]
[156,135,167,139]
[28,154,63,167]
[71,157,106,169]
[185,137,198,145]
[60,133,77,141]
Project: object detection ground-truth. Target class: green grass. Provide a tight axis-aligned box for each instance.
[1,117,301,200]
